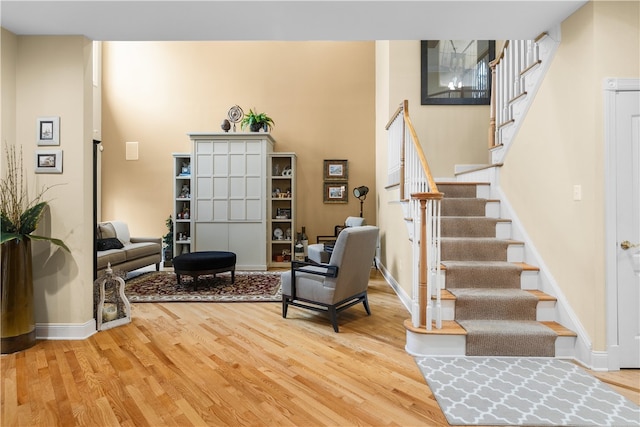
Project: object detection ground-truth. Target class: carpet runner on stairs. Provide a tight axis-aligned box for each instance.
[439,182,557,357]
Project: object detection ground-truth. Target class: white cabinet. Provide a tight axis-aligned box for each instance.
[173,153,192,257]
[189,133,275,270]
[268,153,296,267]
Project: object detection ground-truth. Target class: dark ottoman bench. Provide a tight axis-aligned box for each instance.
[172,251,236,289]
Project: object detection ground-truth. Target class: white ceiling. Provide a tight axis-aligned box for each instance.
[1,0,587,41]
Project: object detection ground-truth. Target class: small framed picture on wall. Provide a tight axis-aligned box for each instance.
[35,150,63,174]
[37,116,60,146]
[323,159,348,181]
[323,182,348,203]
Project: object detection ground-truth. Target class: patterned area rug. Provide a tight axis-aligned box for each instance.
[125,271,282,302]
[416,356,640,426]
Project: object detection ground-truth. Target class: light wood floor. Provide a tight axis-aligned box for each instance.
[2,269,638,426]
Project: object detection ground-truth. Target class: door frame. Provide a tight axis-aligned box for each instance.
[604,77,640,371]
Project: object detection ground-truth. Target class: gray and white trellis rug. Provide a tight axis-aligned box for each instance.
[415,356,639,426]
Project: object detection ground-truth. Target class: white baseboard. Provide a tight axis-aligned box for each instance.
[36,319,97,340]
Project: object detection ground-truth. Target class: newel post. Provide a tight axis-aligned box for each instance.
[418,196,428,328]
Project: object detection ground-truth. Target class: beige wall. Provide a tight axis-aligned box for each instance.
[375,40,491,298]
[3,33,95,327]
[501,1,640,351]
[101,41,376,242]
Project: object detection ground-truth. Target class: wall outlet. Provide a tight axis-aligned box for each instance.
[573,184,582,201]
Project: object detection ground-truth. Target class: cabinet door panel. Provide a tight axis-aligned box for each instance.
[196,155,212,176]
[229,223,265,268]
[212,200,228,221]
[196,177,212,199]
[247,153,262,175]
[213,177,228,198]
[246,199,262,221]
[247,176,261,198]
[229,200,246,220]
[196,200,213,221]
[194,223,228,252]
[229,177,245,198]
[229,154,245,175]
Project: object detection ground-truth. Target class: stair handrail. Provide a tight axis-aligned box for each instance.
[386,100,443,330]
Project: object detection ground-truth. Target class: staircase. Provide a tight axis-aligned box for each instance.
[405,177,576,357]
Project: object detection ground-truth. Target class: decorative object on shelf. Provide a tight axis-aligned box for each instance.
[285,228,292,240]
[221,119,231,132]
[300,226,309,258]
[162,215,173,266]
[179,184,190,199]
[323,159,348,181]
[227,105,244,132]
[241,108,275,132]
[36,116,60,146]
[294,233,305,261]
[353,185,369,217]
[323,182,348,203]
[282,166,292,176]
[1,145,70,354]
[96,263,131,331]
[273,227,284,240]
[34,149,63,174]
[179,161,190,176]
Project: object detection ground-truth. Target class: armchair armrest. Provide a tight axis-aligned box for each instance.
[292,260,339,278]
[130,237,161,244]
[316,235,337,244]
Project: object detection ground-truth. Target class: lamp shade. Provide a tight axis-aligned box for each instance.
[353,186,369,198]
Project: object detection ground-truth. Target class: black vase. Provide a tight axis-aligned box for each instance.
[1,238,36,354]
[250,123,262,132]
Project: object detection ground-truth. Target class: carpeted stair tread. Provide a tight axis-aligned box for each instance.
[449,288,538,320]
[441,198,487,216]
[442,260,522,288]
[441,216,501,237]
[458,319,557,357]
[441,237,511,261]
[437,183,479,198]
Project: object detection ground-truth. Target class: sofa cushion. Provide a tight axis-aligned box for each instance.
[98,222,117,239]
[124,242,161,260]
[97,237,124,251]
[96,250,127,269]
[109,221,131,244]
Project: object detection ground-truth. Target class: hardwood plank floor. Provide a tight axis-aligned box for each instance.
[2,269,639,426]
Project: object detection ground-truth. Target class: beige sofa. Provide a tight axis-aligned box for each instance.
[96,220,162,275]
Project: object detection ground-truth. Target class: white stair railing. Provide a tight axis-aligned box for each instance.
[489,28,561,160]
[386,100,443,330]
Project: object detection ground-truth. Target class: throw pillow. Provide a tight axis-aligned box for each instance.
[97,237,124,251]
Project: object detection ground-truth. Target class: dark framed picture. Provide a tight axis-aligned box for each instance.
[323,182,348,203]
[35,149,63,174]
[421,40,495,105]
[37,116,60,145]
[323,159,348,181]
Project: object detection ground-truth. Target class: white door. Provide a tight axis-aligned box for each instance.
[615,88,640,368]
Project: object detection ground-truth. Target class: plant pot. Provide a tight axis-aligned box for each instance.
[1,238,36,354]
[249,123,262,132]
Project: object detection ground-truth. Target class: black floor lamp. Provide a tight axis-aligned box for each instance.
[353,186,369,217]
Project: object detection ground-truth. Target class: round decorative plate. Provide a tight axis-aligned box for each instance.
[273,228,283,239]
[227,105,244,123]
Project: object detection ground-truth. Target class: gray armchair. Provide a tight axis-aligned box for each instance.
[281,225,379,332]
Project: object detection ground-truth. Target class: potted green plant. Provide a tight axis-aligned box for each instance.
[240,108,275,132]
[162,215,173,267]
[1,145,69,354]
